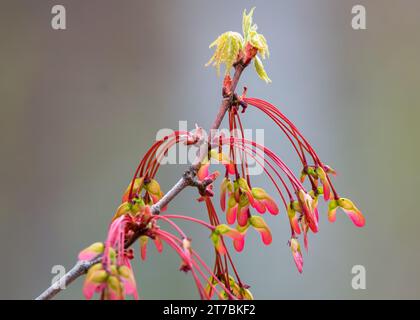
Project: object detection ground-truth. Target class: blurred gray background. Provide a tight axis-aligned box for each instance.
[1,0,419,299]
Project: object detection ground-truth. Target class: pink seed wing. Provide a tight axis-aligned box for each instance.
[245,190,255,207]
[237,206,250,227]
[291,216,301,235]
[263,198,279,215]
[220,188,227,211]
[304,206,319,233]
[314,206,319,223]
[308,218,319,233]
[323,181,331,201]
[78,250,99,261]
[343,208,365,227]
[328,207,337,223]
[253,199,267,214]
[233,234,245,252]
[226,204,237,225]
[259,228,272,245]
[292,251,304,273]
[215,239,227,255]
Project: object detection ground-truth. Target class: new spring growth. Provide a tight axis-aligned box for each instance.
[206,8,271,83]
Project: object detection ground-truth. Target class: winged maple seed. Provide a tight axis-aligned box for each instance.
[76,7,364,300]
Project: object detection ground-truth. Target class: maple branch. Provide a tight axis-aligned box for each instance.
[35,63,246,300]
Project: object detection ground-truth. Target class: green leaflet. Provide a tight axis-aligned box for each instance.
[206,31,243,76]
[254,56,271,83]
[207,7,271,83]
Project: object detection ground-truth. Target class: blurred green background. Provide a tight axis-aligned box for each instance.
[1,0,419,299]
